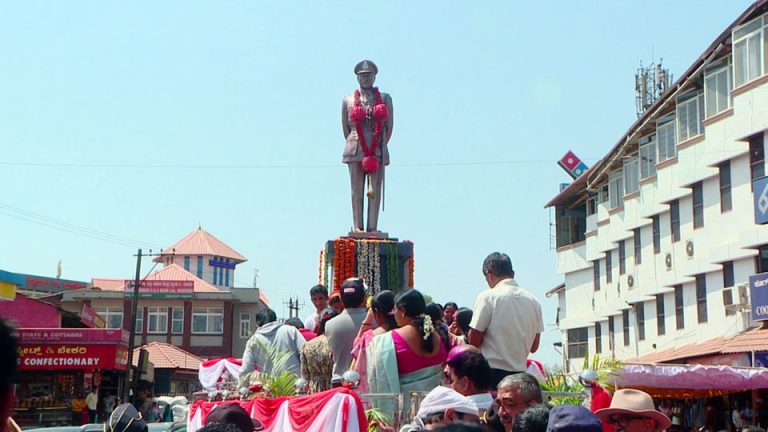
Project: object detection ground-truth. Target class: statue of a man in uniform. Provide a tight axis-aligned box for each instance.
[342,60,394,233]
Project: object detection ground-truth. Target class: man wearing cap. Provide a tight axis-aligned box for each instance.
[595,389,671,432]
[325,277,368,378]
[402,386,481,431]
[546,405,603,432]
[342,59,394,233]
[468,252,544,388]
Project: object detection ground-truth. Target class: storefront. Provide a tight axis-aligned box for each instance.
[13,328,129,427]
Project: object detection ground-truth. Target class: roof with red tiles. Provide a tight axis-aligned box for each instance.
[154,227,247,263]
[133,342,201,370]
[629,327,768,363]
[92,264,220,293]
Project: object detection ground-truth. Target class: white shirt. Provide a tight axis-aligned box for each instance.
[469,278,544,372]
[304,313,318,332]
[85,392,98,410]
[467,392,494,415]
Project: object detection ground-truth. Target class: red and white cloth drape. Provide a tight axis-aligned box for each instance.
[199,358,243,390]
[188,388,367,432]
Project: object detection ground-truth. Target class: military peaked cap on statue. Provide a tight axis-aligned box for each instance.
[354,60,378,75]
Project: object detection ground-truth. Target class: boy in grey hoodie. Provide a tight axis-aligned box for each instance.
[240,308,305,386]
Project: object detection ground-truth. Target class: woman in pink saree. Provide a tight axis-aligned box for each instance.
[350,290,398,394]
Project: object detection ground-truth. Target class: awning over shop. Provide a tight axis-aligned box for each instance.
[613,363,768,398]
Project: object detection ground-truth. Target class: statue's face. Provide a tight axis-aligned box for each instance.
[357,72,375,89]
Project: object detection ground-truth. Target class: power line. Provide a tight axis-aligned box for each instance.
[0,201,161,249]
[0,158,602,170]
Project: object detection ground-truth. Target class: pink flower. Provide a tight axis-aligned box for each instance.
[373,103,388,120]
[362,156,379,174]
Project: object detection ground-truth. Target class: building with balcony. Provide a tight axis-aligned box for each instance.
[546,0,768,372]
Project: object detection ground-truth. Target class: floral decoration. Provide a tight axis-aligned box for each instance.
[352,88,387,174]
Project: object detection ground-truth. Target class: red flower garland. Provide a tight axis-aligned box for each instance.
[350,88,387,174]
[333,238,358,293]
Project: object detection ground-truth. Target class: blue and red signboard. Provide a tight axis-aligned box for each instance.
[558,151,589,180]
[748,272,768,322]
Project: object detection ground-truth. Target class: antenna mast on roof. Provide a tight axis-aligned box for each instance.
[635,59,672,117]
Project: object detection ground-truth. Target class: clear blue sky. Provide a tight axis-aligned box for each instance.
[0,1,754,368]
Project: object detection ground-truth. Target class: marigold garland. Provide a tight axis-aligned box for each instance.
[332,238,357,293]
[351,88,387,174]
[406,241,415,288]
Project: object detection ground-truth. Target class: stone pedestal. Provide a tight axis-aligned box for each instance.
[319,236,414,294]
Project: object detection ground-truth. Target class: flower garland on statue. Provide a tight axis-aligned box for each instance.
[318,247,325,286]
[333,238,357,293]
[406,241,415,288]
[349,88,388,175]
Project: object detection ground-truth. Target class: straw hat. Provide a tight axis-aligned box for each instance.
[595,389,671,430]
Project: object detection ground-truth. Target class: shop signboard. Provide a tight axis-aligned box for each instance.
[0,270,87,293]
[80,304,106,328]
[688,352,751,367]
[754,176,768,224]
[18,328,129,343]
[17,343,127,371]
[749,273,768,321]
[124,280,194,298]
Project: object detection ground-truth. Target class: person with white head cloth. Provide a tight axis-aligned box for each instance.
[401,386,481,431]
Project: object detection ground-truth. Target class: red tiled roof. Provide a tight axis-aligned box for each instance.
[155,228,247,263]
[92,264,220,293]
[629,327,768,363]
[133,342,201,370]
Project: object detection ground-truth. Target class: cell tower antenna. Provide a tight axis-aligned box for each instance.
[634,56,672,117]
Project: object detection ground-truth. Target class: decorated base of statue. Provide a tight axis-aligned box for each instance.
[188,387,366,432]
[319,235,414,293]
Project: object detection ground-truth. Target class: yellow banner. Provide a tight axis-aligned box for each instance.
[0,281,16,300]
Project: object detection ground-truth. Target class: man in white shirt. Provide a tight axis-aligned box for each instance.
[303,285,328,333]
[444,346,493,417]
[469,252,544,388]
[85,387,98,423]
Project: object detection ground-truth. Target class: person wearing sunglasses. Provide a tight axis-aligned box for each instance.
[595,389,672,432]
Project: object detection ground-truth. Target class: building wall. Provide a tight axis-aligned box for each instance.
[553,13,768,371]
[0,293,60,327]
[168,255,237,290]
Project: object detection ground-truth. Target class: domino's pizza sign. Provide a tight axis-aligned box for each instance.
[753,176,768,224]
[558,151,589,180]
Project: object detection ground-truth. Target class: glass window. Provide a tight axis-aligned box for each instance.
[172,307,184,334]
[677,93,704,142]
[693,182,704,229]
[657,120,677,162]
[197,256,204,278]
[622,310,630,347]
[184,256,190,271]
[705,66,731,117]
[624,156,640,195]
[213,262,219,285]
[93,306,123,329]
[640,138,657,179]
[593,260,601,291]
[135,307,144,333]
[567,327,588,359]
[656,294,666,336]
[595,323,602,354]
[609,171,624,209]
[192,307,224,334]
[240,312,251,338]
[750,134,765,183]
[606,251,613,284]
[723,261,735,288]
[634,229,642,265]
[720,161,732,212]
[148,307,168,333]
[225,265,230,287]
[599,184,609,204]
[670,200,681,243]
[608,316,615,351]
[637,303,646,341]
[619,240,626,275]
[733,17,764,88]
[674,285,684,330]
[696,275,708,323]
[652,215,661,254]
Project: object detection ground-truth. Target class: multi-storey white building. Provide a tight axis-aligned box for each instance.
[546,0,768,372]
